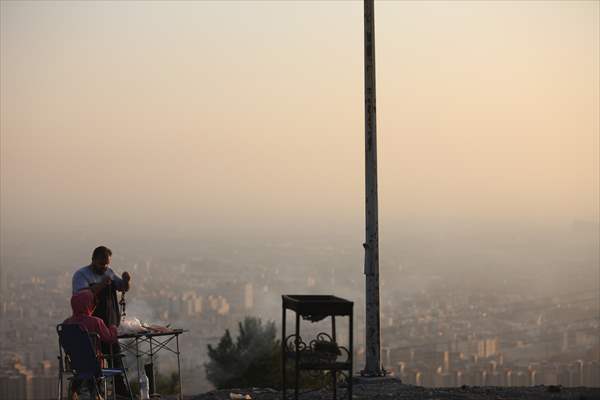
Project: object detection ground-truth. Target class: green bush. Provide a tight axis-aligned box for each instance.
[206,317,280,389]
[206,317,336,390]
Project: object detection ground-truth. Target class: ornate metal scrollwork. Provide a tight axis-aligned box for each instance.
[337,346,351,363]
[338,370,351,384]
[285,333,308,353]
[285,332,351,365]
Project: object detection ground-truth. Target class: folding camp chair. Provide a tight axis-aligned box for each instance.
[56,324,133,400]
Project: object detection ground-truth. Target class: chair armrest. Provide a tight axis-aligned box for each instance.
[102,352,126,360]
[87,332,100,348]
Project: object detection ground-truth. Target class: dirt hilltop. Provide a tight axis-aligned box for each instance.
[189,379,600,400]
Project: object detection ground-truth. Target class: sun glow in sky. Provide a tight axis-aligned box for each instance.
[1,1,598,236]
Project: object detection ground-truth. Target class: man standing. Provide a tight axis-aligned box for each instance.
[72,246,131,326]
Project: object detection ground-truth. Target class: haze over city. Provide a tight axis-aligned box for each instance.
[0,1,598,398]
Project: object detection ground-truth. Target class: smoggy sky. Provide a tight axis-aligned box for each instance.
[1,1,598,237]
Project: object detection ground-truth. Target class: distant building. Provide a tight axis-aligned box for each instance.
[583,361,600,387]
[0,358,32,400]
[0,374,29,400]
[478,337,498,358]
[244,283,253,310]
[31,360,57,400]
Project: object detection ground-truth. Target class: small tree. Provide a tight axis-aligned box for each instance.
[206,317,280,389]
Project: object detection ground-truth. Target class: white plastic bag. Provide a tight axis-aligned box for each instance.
[140,371,150,400]
[117,317,145,335]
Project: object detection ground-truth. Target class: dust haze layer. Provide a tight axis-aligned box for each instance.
[1,1,598,255]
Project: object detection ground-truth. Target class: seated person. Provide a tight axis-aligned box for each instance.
[63,289,118,360]
[63,289,119,399]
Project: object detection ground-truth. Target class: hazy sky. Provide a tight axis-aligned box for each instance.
[1,1,598,238]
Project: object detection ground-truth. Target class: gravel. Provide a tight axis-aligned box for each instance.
[189,380,600,400]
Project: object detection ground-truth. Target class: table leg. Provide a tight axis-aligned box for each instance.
[176,334,183,400]
[149,337,155,394]
[135,337,141,398]
[121,361,135,400]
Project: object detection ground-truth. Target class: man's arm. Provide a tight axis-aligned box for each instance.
[94,318,118,344]
[72,270,89,294]
[108,269,130,292]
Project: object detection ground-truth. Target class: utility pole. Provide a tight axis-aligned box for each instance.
[362,0,384,377]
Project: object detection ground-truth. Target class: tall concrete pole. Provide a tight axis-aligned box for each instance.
[362,0,384,377]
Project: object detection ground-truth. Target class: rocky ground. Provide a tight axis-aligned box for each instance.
[188,378,600,400]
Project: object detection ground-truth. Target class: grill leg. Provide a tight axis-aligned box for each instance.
[332,371,337,400]
[282,306,286,400]
[331,315,337,400]
[294,312,300,400]
[348,313,353,400]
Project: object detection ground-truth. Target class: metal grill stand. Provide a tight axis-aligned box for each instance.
[281,295,353,400]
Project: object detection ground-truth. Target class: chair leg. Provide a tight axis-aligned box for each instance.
[87,376,114,400]
[92,378,106,400]
[67,379,72,400]
[58,369,63,400]
[103,378,108,400]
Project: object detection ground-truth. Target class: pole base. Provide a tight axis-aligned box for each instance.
[359,368,390,378]
[354,375,402,384]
